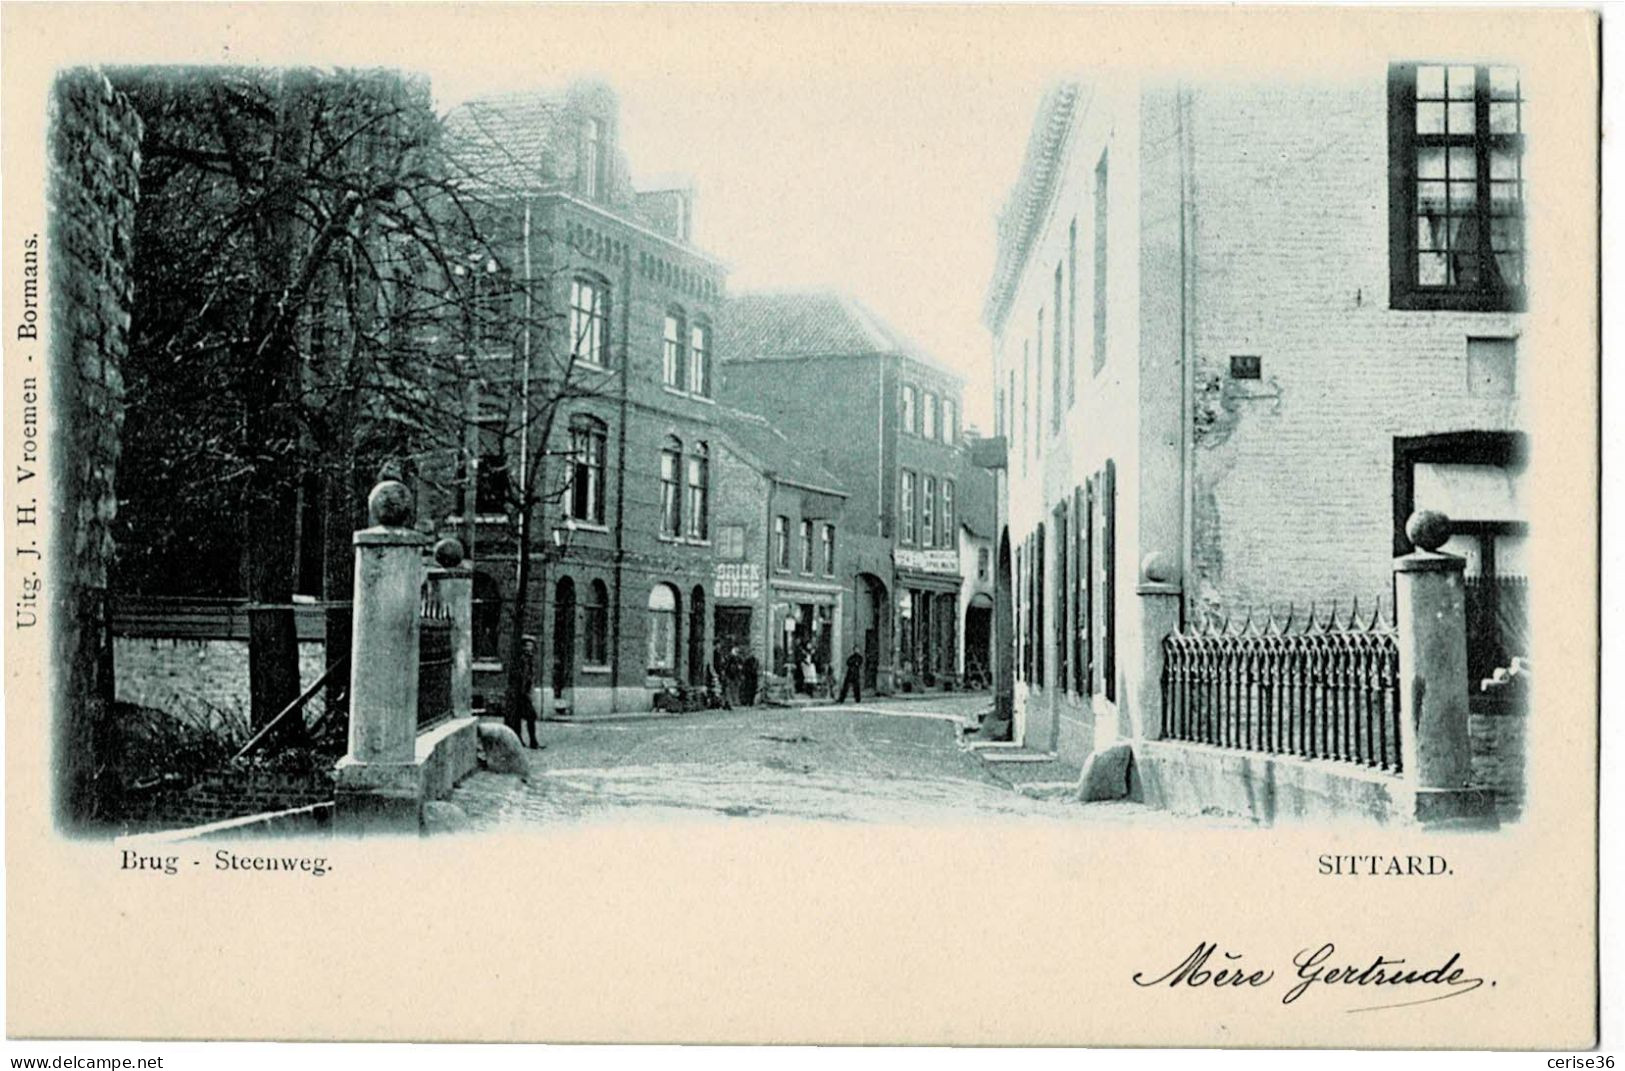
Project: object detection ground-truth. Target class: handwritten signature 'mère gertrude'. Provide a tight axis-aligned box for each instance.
[1133,941,1490,1012]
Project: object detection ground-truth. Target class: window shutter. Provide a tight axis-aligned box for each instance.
[1103,459,1117,702]
[1074,484,1086,694]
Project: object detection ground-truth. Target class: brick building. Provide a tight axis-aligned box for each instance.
[719,292,995,694]
[710,406,849,695]
[984,68,1528,765]
[439,81,728,716]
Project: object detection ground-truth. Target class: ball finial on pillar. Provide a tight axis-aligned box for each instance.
[433,537,466,568]
[1405,509,1451,553]
[368,480,415,528]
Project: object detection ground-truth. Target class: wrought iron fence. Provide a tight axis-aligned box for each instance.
[417,581,453,730]
[1161,600,1403,773]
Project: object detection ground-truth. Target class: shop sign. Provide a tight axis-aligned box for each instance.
[894,547,959,575]
[715,561,762,600]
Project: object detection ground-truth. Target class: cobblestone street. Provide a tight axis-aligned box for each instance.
[449,694,1168,826]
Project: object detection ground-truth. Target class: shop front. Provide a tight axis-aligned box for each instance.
[769,580,845,697]
[893,547,963,691]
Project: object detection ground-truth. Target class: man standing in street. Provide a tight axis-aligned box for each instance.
[837,646,865,704]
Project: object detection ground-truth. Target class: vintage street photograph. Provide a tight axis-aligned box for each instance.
[3,2,1603,1052]
[44,39,1547,838]
[51,53,1541,839]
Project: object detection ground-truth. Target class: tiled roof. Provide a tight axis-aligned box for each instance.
[982,81,1084,333]
[714,404,847,496]
[720,290,959,379]
[442,90,564,195]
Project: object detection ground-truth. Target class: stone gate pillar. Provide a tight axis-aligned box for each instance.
[1393,510,1495,826]
[433,537,474,721]
[335,481,429,833]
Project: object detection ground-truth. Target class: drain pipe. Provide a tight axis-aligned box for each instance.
[1177,84,1196,624]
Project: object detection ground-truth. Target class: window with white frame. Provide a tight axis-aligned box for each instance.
[568,414,607,524]
[800,519,815,573]
[922,475,936,548]
[1389,63,1525,311]
[570,277,608,366]
[689,320,712,397]
[660,437,682,537]
[900,470,917,544]
[647,584,678,674]
[663,310,685,388]
[685,442,709,540]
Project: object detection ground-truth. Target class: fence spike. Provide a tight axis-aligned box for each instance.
[1348,596,1361,630]
[1367,597,1384,631]
[1320,599,1338,632]
[1279,602,1296,634]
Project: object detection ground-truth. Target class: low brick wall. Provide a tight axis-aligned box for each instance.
[119,766,335,835]
[114,637,328,732]
[1470,710,1527,822]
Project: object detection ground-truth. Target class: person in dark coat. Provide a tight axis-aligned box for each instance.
[838,646,865,704]
[740,650,761,707]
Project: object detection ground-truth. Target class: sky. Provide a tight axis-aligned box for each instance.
[426,23,1054,433]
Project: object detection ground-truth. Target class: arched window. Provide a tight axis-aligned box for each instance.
[472,571,503,662]
[689,319,712,397]
[568,415,607,524]
[685,442,709,540]
[660,436,683,537]
[662,308,685,388]
[647,584,679,675]
[584,579,609,667]
[901,384,917,434]
[569,276,609,366]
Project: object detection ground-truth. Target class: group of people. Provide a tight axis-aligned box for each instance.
[715,645,762,709]
[713,642,868,706]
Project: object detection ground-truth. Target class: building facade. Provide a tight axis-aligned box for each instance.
[984,67,1528,767]
[711,407,849,695]
[719,293,995,695]
[438,81,729,716]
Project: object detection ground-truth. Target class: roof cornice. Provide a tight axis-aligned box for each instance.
[982,82,1083,335]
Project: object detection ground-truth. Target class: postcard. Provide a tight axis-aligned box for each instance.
[2,3,1601,1048]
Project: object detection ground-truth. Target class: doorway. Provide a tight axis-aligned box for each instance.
[965,593,993,689]
[855,573,888,692]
